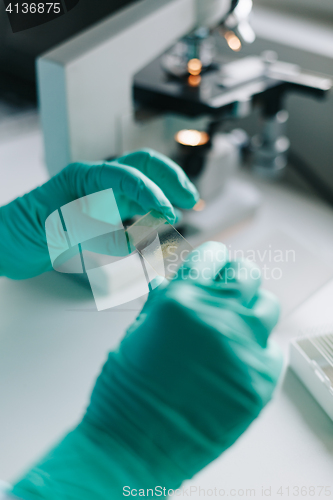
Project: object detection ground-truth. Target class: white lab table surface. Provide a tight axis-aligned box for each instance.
[1,115,333,498]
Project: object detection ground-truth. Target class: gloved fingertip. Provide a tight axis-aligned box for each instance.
[163,208,177,224]
[150,276,168,292]
[176,181,200,210]
[173,208,183,224]
[185,180,200,200]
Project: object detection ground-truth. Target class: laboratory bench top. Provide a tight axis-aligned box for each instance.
[0,113,333,498]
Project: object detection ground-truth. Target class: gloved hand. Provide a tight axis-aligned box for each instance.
[0,149,198,280]
[11,242,283,500]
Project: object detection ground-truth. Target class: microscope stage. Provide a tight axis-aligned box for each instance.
[134,55,330,118]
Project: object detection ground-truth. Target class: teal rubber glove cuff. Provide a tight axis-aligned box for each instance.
[12,243,283,500]
[0,149,198,280]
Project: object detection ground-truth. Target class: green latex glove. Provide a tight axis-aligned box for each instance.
[0,149,198,280]
[11,242,283,500]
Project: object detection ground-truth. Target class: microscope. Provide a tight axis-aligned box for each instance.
[37,0,331,242]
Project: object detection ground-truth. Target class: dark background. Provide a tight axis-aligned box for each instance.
[0,0,139,100]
